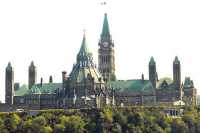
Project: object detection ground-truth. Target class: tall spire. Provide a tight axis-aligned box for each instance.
[78,32,91,56]
[77,31,92,63]
[101,13,110,41]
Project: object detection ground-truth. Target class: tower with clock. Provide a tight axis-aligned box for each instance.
[98,13,116,82]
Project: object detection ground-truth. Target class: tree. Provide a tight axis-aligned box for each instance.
[4,113,21,132]
[40,126,53,133]
[111,122,122,133]
[53,124,65,133]
[60,115,85,133]
[31,116,47,133]
[171,119,189,133]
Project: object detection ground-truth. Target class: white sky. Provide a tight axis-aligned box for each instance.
[0,0,200,102]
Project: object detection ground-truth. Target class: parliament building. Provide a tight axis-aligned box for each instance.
[4,13,197,110]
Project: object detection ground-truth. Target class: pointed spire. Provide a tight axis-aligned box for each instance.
[101,13,110,41]
[149,56,155,65]
[78,31,91,56]
[174,56,180,64]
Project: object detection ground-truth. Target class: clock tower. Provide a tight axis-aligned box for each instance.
[98,13,116,82]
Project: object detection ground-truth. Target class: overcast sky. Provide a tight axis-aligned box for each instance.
[0,0,200,102]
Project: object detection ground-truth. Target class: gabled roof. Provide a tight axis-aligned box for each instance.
[106,79,154,93]
[156,77,174,89]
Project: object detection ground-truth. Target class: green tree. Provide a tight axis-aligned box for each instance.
[171,119,189,133]
[60,115,85,133]
[4,113,21,132]
[53,124,65,133]
[40,126,53,133]
[31,116,47,133]
[111,122,122,133]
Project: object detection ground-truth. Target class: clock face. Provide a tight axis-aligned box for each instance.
[102,42,109,47]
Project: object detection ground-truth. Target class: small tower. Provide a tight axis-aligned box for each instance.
[5,62,14,105]
[28,61,37,89]
[98,13,116,82]
[49,75,53,83]
[149,57,157,88]
[173,56,181,89]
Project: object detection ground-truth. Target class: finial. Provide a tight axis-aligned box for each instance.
[100,1,108,15]
[83,29,86,37]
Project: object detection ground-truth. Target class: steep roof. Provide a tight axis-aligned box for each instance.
[77,33,92,60]
[101,13,110,41]
[69,33,103,83]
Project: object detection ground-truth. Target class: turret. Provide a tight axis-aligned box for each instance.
[173,56,182,100]
[28,61,37,89]
[149,57,157,88]
[62,71,67,82]
[98,13,116,82]
[173,56,181,89]
[5,62,14,105]
[49,75,53,83]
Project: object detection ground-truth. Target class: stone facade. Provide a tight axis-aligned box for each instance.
[98,13,116,82]
[4,13,197,111]
[5,62,14,105]
[28,61,37,89]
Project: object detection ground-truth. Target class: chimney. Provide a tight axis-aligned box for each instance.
[62,71,67,82]
[40,77,43,87]
[49,75,53,83]
[141,73,144,84]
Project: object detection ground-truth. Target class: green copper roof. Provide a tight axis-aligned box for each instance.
[34,83,62,94]
[77,33,92,62]
[14,84,29,96]
[106,80,154,92]
[174,56,180,64]
[29,85,41,94]
[149,56,155,65]
[184,77,193,89]
[78,34,90,55]
[69,65,103,83]
[101,13,110,41]
[15,83,62,96]
[69,33,104,83]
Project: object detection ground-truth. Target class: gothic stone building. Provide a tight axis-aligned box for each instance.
[5,13,197,110]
